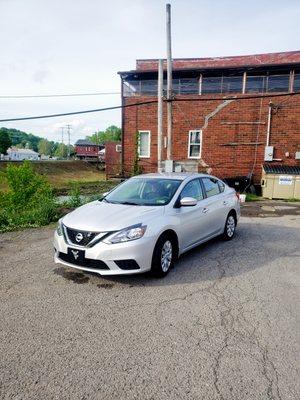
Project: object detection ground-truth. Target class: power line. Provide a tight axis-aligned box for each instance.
[0,92,299,123]
[0,100,157,122]
[0,92,120,99]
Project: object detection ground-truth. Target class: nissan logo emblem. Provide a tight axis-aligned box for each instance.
[75,232,84,243]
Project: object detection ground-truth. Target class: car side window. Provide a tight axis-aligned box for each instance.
[201,177,220,198]
[218,180,226,193]
[180,179,204,201]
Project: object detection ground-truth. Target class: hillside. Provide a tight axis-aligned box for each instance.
[0,160,113,193]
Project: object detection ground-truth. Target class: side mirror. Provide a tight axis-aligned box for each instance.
[180,197,197,207]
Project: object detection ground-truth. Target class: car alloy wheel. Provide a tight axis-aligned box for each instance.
[226,215,236,238]
[161,240,172,272]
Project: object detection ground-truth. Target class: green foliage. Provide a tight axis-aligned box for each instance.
[88,125,121,144]
[68,182,82,208]
[0,161,58,232]
[38,138,53,156]
[132,131,142,176]
[0,129,12,154]
[1,127,43,152]
[54,143,69,158]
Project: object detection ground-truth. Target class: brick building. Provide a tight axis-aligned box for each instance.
[118,51,300,185]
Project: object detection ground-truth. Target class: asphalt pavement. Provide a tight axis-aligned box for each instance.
[0,210,299,399]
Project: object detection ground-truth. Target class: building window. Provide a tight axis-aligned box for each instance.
[188,130,202,159]
[267,74,290,92]
[202,77,222,93]
[138,131,151,158]
[246,76,266,93]
[202,75,243,94]
[222,76,243,93]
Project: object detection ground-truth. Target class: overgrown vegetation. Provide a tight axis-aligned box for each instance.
[0,161,119,232]
[132,131,142,176]
[0,161,58,232]
[87,125,121,144]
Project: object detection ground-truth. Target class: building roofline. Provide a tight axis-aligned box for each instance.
[118,61,299,76]
[118,50,300,76]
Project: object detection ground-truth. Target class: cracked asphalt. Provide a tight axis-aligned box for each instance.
[0,212,299,399]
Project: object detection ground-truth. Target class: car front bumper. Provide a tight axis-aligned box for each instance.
[53,231,156,276]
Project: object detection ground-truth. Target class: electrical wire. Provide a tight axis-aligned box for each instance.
[0,100,157,122]
[1,91,299,123]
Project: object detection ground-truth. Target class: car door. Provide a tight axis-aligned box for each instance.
[174,179,212,250]
[200,177,226,236]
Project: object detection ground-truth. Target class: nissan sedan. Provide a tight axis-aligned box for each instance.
[54,173,240,277]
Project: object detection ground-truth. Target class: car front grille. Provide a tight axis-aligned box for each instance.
[58,252,110,270]
[65,226,99,246]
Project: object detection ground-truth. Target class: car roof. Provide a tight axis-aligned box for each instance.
[131,172,208,181]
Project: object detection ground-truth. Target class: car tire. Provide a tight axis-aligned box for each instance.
[222,212,236,241]
[151,234,175,278]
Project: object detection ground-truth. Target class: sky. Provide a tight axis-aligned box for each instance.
[0,0,299,144]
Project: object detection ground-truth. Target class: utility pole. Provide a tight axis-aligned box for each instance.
[61,127,64,144]
[157,59,163,172]
[95,131,99,170]
[166,3,173,161]
[65,124,72,159]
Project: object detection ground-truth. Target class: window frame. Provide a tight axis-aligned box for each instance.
[138,130,151,158]
[188,130,202,159]
[200,177,221,198]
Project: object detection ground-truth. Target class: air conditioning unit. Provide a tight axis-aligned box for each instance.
[115,144,122,153]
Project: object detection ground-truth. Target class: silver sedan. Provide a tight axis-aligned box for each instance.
[54,173,240,277]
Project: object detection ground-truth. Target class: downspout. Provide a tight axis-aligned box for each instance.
[121,76,125,176]
[266,101,273,146]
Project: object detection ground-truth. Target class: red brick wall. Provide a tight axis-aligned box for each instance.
[122,95,300,183]
[105,141,122,178]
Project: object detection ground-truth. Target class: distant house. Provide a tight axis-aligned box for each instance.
[75,139,104,160]
[7,147,39,161]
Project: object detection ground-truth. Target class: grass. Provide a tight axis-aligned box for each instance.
[0,160,110,193]
[245,193,263,202]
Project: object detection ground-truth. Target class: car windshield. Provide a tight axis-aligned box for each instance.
[103,178,182,206]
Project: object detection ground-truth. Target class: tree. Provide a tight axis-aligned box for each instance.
[0,129,12,154]
[88,125,121,144]
[54,143,69,158]
[38,139,52,156]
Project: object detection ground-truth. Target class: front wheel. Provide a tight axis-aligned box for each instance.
[222,213,236,240]
[151,235,174,278]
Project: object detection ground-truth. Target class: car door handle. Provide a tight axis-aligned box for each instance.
[202,207,209,213]
[223,201,228,205]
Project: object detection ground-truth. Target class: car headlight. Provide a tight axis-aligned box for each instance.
[103,224,147,244]
[56,220,63,236]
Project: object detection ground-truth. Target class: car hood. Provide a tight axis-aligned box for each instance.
[62,200,164,232]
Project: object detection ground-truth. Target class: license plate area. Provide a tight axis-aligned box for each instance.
[67,248,85,264]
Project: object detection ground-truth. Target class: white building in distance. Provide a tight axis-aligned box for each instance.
[7,148,39,161]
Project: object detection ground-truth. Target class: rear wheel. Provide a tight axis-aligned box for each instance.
[151,234,175,278]
[222,213,236,240]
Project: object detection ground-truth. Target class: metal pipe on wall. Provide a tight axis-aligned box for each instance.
[157,59,163,172]
[166,3,172,160]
